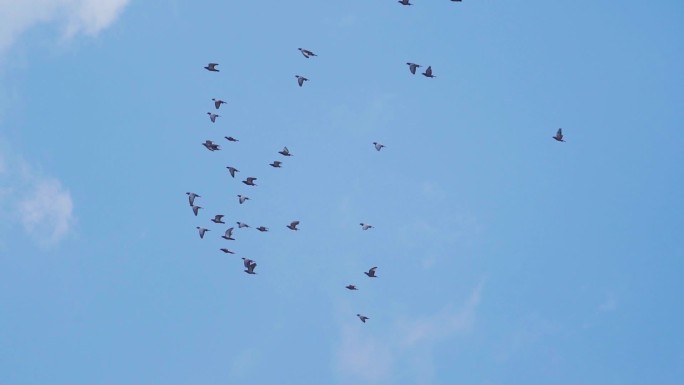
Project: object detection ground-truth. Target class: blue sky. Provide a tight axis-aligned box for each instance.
[1,1,683,384]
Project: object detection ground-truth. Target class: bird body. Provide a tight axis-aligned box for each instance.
[346,285,358,290]
[242,258,257,274]
[553,128,565,142]
[191,205,202,216]
[212,98,226,109]
[279,147,292,156]
[287,221,300,231]
[422,66,435,78]
[211,215,225,224]
[222,227,235,240]
[373,142,385,151]
[295,75,308,87]
[242,177,257,186]
[204,63,219,72]
[225,136,239,142]
[364,267,378,278]
[407,62,421,74]
[360,223,374,230]
[220,248,235,254]
[398,0,412,5]
[227,166,239,177]
[207,112,219,123]
[357,314,369,323]
[270,160,282,168]
[237,222,250,228]
[256,226,269,232]
[186,192,200,206]
[197,227,210,239]
[238,195,250,204]
[202,140,220,151]
[298,48,317,58]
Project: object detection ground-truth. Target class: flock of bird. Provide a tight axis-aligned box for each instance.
[187,1,567,325]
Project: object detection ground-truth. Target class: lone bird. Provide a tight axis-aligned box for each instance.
[242,258,257,274]
[360,223,374,230]
[364,266,378,278]
[298,48,317,58]
[242,177,257,186]
[226,166,239,178]
[222,227,235,240]
[211,214,225,224]
[225,136,239,142]
[256,226,269,232]
[207,112,219,123]
[407,62,421,74]
[346,285,358,290]
[191,205,202,216]
[287,221,300,231]
[357,314,369,323]
[237,222,250,228]
[373,142,385,151]
[295,75,308,87]
[553,128,565,142]
[212,98,226,109]
[196,227,210,239]
[270,160,282,168]
[279,146,292,156]
[398,0,412,5]
[238,195,250,204]
[186,192,200,206]
[220,248,235,254]
[202,140,220,151]
[422,66,436,78]
[204,63,219,72]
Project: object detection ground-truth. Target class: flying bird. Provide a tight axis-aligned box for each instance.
[398,0,412,5]
[225,136,239,142]
[237,222,250,228]
[196,226,210,239]
[211,215,225,224]
[242,177,257,186]
[202,140,220,151]
[207,112,219,123]
[226,166,239,178]
[287,221,300,231]
[360,223,374,230]
[222,227,235,240]
[422,66,436,78]
[186,192,200,206]
[220,248,235,254]
[212,98,226,109]
[242,258,257,274]
[373,142,385,151]
[238,195,250,204]
[553,128,565,142]
[364,267,378,278]
[295,75,308,87]
[346,285,358,290]
[204,63,219,72]
[298,48,317,58]
[270,160,282,168]
[256,226,269,232]
[406,62,421,74]
[357,314,369,323]
[279,147,292,156]
[191,205,202,216]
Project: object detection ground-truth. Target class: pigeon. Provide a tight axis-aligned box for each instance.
[295,75,308,87]
[211,214,225,224]
[225,136,239,142]
[222,227,235,240]
[422,66,436,78]
[287,221,300,231]
[212,98,226,109]
[270,160,282,168]
[186,192,200,206]
[357,314,369,323]
[242,177,257,186]
[238,195,250,204]
[202,140,220,151]
[553,128,565,142]
[220,248,235,254]
[451,0,463,2]
[298,48,317,58]
[196,227,210,239]
[256,226,269,232]
[237,221,250,228]
[360,223,374,230]
[407,62,421,75]
[279,147,292,156]
[364,267,378,278]
[242,258,257,274]
[204,63,219,72]
[346,285,358,290]
[207,112,219,123]
[398,0,412,5]
[373,142,385,151]
[191,205,202,216]
[226,166,239,178]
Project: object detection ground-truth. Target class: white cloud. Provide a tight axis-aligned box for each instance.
[0,0,130,53]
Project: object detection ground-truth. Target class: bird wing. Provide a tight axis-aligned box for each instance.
[557,128,563,137]
[425,66,432,75]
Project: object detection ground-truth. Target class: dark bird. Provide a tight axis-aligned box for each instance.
[451,0,463,2]
[287,221,300,231]
[205,63,219,72]
[220,248,235,254]
[238,195,250,204]
[364,266,378,278]
[242,177,257,186]
[360,223,374,230]
[373,142,385,151]
[407,62,421,74]
[270,160,282,168]
[186,192,200,206]
[196,226,210,239]
[398,0,412,5]
[256,226,269,232]
[357,314,369,323]
[346,284,358,290]
[212,98,226,109]
[553,128,565,142]
[279,146,292,156]
[211,214,225,224]
[191,205,202,216]
[237,222,250,229]
[207,112,219,123]
[226,166,239,178]
[202,140,220,151]
[225,136,239,142]
[295,75,309,87]
[298,48,317,58]
[422,66,436,78]
[222,227,235,240]
[242,258,257,274]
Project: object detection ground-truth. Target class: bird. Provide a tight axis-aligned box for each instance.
[207,112,219,123]
[212,98,226,109]
[242,177,257,186]
[225,136,239,142]
[298,48,317,58]
[360,223,374,230]
[451,0,463,2]
[191,205,202,216]
[295,75,308,87]
[269,160,282,168]
[237,221,250,228]
[196,227,210,239]
[220,248,235,254]
[422,66,436,78]
[398,0,412,5]
[186,192,200,206]
[242,258,257,274]
[238,195,250,204]
[357,314,369,323]
[373,142,385,151]
[346,284,358,290]
[256,226,269,232]
[202,140,220,151]
[287,221,300,231]
[553,128,565,142]
[204,63,219,72]
[407,62,421,74]
[222,227,235,240]
[364,267,378,278]
[279,146,292,156]
[226,166,239,178]
[211,214,225,224]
